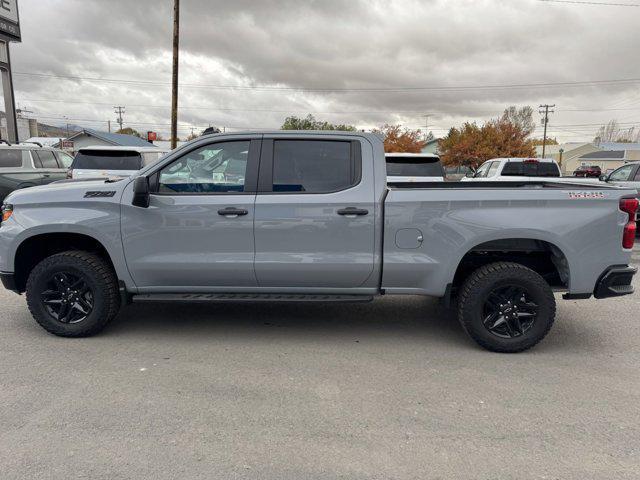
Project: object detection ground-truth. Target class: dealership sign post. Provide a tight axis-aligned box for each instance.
[0,0,20,143]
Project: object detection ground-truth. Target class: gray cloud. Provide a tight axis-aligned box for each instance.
[8,0,640,140]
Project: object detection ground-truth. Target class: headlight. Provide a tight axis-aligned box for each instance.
[1,203,13,222]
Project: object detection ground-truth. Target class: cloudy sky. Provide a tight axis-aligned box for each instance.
[7,0,640,141]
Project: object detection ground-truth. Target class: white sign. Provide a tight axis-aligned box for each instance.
[0,0,18,24]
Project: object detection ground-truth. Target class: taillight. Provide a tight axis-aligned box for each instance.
[620,198,638,249]
[523,158,539,164]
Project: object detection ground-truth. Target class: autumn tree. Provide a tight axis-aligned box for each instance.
[531,137,558,146]
[281,114,356,131]
[439,106,536,169]
[373,124,426,153]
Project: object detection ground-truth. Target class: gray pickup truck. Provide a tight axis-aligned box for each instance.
[0,132,637,352]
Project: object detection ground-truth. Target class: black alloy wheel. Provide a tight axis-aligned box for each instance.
[482,285,538,339]
[40,271,94,324]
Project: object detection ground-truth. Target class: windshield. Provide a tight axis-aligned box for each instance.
[72,150,143,171]
[386,157,444,177]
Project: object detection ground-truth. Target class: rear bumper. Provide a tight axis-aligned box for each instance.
[594,265,636,299]
[0,271,18,293]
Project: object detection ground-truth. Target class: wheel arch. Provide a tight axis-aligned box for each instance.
[450,237,572,293]
[12,232,122,293]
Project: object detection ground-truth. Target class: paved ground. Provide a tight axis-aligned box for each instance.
[1,246,639,480]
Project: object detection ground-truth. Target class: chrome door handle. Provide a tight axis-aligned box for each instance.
[218,207,248,218]
[337,207,369,217]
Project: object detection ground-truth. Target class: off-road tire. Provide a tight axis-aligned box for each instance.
[26,251,121,337]
[458,262,556,353]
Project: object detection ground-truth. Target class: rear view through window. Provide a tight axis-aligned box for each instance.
[501,161,560,177]
[386,156,444,177]
[72,150,143,171]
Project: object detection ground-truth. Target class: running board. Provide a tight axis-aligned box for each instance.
[132,293,374,303]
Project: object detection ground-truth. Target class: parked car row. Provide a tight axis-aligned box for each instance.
[0,143,168,203]
[0,143,74,203]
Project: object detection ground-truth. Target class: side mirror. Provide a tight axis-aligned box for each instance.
[599,174,608,182]
[132,176,150,208]
[465,170,475,178]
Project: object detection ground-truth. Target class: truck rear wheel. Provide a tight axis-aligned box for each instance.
[25,251,121,337]
[457,262,556,353]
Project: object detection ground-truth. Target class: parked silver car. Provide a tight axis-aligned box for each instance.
[0,143,74,203]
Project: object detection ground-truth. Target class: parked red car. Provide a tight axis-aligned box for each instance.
[573,165,602,178]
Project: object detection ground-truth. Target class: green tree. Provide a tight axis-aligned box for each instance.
[281,114,356,131]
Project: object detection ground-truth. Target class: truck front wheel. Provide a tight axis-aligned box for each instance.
[457,262,556,353]
[25,251,121,337]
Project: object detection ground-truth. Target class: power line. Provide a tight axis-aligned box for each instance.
[16,96,640,117]
[12,71,640,93]
[537,0,640,6]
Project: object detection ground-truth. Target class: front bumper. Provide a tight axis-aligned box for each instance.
[0,271,18,293]
[594,265,637,299]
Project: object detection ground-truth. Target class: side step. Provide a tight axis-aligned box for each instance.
[132,293,374,303]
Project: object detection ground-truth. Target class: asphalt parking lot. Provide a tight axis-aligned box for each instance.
[1,246,639,480]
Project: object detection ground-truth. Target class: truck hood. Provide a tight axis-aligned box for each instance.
[3,178,128,206]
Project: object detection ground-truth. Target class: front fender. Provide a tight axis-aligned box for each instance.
[0,203,136,292]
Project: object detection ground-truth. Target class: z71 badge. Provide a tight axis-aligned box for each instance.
[568,191,606,199]
[84,191,116,198]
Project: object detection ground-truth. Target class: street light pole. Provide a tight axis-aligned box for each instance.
[171,0,180,149]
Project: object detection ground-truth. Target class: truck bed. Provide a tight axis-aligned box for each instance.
[381,181,637,297]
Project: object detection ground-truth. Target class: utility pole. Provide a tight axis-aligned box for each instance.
[539,104,555,158]
[114,106,125,132]
[171,0,180,149]
[423,114,431,142]
[108,120,111,133]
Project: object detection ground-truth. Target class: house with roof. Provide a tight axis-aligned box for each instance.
[420,137,440,155]
[534,142,601,174]
[597,142,640,151]
[566,149,640,175]
[54,128,155,152]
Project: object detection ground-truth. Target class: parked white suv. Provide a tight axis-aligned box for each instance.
[70,146,168,180]
[462,157,562,182]
[385,153,445,182]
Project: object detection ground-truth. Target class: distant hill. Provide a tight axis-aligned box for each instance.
[0,111,82,139]
[36,122,82,138]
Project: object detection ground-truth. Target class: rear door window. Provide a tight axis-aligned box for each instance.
[386,157,444,177]
[72,150,143,170]
[0,149,25,168]
[33,150,60,169]
[271,140,358,193]
[487,162,501,177]
[56,151,74,168]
